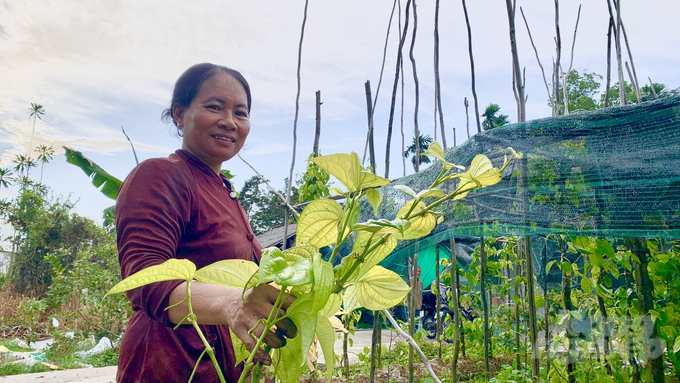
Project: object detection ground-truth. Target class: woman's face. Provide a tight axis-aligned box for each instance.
[173,72,250,173]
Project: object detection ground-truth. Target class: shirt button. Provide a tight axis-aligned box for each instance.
[229,191,237,199]
[246,233,254,241]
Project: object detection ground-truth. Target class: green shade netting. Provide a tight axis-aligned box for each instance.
[357,95,680,280]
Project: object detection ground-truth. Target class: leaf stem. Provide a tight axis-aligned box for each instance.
[333,233,391,293]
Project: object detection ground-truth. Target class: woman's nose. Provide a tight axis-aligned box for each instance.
[218,112,237,130]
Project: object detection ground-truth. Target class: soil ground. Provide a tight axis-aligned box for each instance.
[0,329,408,382]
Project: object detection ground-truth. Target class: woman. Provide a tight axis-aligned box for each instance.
[115,63,295,382]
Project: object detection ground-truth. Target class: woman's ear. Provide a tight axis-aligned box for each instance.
[172,105,184,127]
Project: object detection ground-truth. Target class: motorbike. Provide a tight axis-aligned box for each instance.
[421,281,475,339]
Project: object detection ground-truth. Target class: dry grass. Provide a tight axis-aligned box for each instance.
[0,283,23,321]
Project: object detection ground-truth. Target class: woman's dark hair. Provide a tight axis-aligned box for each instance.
[161,63,252,130]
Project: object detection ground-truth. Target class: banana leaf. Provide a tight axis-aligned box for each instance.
[63,146,122,200]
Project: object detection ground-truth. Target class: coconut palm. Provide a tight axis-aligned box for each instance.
[404,134,434,172]
[0,167,15,190]
[35,144,54,183]
[13,154,37,179]
[27,103,45,157]
[481,104,510,131]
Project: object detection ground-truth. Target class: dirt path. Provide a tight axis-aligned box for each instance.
[1,329,408,382]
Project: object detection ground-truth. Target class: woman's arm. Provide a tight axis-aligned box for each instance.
[167,281,296,355]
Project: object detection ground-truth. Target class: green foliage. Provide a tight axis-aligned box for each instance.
[404,134,434,171]
[298,153,331,203]
[482,104,510,131]
[557,70,603,113]
[63,146,122,200]
[106,142,519,383]
[238,176,299,235]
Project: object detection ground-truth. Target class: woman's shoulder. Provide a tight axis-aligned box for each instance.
[123,152,194,189]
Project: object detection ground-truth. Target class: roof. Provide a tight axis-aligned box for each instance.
[256,224,297,249]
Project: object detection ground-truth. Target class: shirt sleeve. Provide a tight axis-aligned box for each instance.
[116,159,193,326]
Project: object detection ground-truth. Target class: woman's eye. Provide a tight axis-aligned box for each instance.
[236,110,248,118]
[207,105,221,111]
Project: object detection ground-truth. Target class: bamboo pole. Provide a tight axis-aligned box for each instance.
[606,0,626,105]
[505,0,526,122]
[385,0,411,179]
[553,0,562,116]
[365,81,377,174]
[433,0,447,150]
[409,0,420,173]
[604,18,613,108]
[461,0,481,134]
[313,91,321,157]
[283,0,310,249]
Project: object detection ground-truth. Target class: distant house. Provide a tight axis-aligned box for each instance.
[256,224,296,250]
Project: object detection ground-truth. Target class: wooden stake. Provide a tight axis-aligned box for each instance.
[365,81,377,174]
[461,0,482,133]
[313,90,321,157]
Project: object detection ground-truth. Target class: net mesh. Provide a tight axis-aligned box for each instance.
[362,96,680,279]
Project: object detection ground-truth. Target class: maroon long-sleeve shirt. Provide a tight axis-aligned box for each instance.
[116,150,262,383]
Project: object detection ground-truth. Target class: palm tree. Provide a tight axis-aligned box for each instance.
[27,103,45,158]
[481,104,510,131]
[35,144,54,183]
[13,154,37,179]
[404,134,433,172]
[0,167,15,190]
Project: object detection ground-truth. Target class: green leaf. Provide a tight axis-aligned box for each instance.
[421,141,464,171]
[454,154,502,200]
[365,189,383,216]
[535,294,545,309]
[581,277,593,294]
[570,310,583,321]
[349,231,398,283]
[561,262,573,275]
[312,253,334,313]
[394,185,417,199]
[285,294,317,365]
[320,293,342,318]
[311,152,389,193]
[106,259,195,296]
[296,199,344,248]
[673,337,680,354]
[64,146,123,200]
[546,260,557,274]
[353,219,410,235]
[416,188,446,199]
[329,187,345,196]
[259,249,313,287]
[356,266,411,310]
[282,245,318,263]
[229,328,249,365]
[342,285,361,314]
[393,200,436,240]
[273,331,304,383]
[316,313,337,381]
[194,259,258,288]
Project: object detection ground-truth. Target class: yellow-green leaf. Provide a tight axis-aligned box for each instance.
[357,170,390,190]
[285,294,317,364]
[283,245,318,263]
[454,154,502,200]
[394,184,417,198]
[365,189,383,216]
[349,231,397,283]
[342,285,361,314]
[194,259,258,288]
[356,266,411,310]
[394,200,436,240]
[416,188,445,200]
[421,141,464,171]
[273,332,304,383]
[320,293,343,318]
[535,294,545,309]
[316,313,337,381]
[312,253,334,313]
[296,199,344,248]
[229,328,249,365]
[106,259,195,297]
[310,152,389,193]
[329,187,345,196]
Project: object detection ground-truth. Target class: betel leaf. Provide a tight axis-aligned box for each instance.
[365,188,383,216]
[312,253,334,313]
[194,259,258,288]
[454,154,502,200]
[342,285,361,314]
[273,332,304,383]
[349,231,398,283]
[353,219,410,235]
[282,245,318,263]
[394,201,436,240]
[296,199,343,248]
[106,259,196,296]
[416,188,446,200]
[284,294,317,367]
[581,277,593,294]
[64,146,123,200]
[258,249,313,287]
[311,152,389,193]
[229,328,249,365]
[355,266,411,310]
[394,184,417,199]
[535,294,545,309]
[421,141,464,171]
[316,313,336,381]
[320,293,342,318]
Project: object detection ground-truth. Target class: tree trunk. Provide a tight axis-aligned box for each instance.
[604,18,613,108]
[343,316,350,380]
[627,238,665,383]
[606,0,626,105]
[505,0,526,122]
[480,237,490,378]
[409,0,420,173]
[433,0,447,150]
[385,0,411,179]
[370,311,381,383]
[313,90,321,157]
[450,239,461,383]
[461,0,481,133]
[464,98,470,139]
[365,81,376,174]
[553,0,562,116]
[559,237,576,383]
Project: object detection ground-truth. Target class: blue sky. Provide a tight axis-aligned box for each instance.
[0,0,678,229]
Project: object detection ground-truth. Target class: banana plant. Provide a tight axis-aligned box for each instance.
[106,142,521,383]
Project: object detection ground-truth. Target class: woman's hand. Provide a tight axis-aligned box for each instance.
[167,281,297,365]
